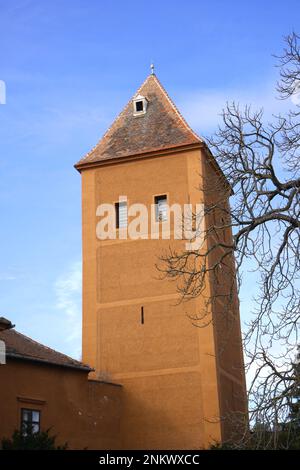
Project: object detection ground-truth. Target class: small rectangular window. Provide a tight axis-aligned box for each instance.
[21,408,41,435]
[135,101,144,112]
[115,201,127,229]
[155,195,167,222]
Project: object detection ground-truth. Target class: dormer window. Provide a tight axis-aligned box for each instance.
[135,100,144,112]
[133,94,148,116]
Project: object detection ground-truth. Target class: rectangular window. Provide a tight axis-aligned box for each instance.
[21,408,41,435]
[155,195,167,222]
[135,100,144,112]
[115,201,127,229]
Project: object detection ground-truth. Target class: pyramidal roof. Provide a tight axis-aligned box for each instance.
[75,74,203,169]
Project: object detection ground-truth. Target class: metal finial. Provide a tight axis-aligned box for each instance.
[150,63,155,75]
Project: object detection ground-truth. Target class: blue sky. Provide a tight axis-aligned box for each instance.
[0,0,299,358]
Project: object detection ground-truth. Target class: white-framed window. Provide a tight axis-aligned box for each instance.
[21,408,41,435]
[115,201,128,229]
[133,94,148,116]
[155,195,168,222]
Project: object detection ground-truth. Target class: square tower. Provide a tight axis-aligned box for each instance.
[75,74,247,449]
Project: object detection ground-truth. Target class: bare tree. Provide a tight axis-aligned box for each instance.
[159,33,300,447]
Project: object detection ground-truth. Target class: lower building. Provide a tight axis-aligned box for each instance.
[0,318,121,450]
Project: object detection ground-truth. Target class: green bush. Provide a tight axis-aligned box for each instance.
[1,429,67,450]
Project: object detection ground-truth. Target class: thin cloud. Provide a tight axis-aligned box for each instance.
[54,261,82,354]
[0,274,17,281]
[178,85,291,135]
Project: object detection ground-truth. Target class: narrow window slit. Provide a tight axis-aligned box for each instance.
[141,306,144,325]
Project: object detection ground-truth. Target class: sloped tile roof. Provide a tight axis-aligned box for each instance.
[75,74,202,169]
[0,328,91,371]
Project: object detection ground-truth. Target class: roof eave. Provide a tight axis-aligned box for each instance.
[6,352,93,372]
[74,141,202,172]
[74,140,232,195]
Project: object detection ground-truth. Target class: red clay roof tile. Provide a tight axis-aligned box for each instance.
[75,74,202,169]
[0,328,91,371]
